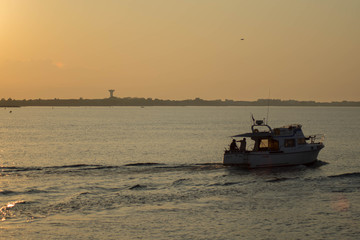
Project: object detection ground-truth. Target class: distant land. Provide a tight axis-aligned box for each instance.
[1,97,360,107]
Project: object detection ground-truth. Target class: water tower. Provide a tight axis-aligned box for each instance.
[108,89,115,98]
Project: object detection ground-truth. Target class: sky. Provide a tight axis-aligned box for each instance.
[1,0,360,101]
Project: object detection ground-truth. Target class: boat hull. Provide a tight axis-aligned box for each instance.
[223,149,322,168]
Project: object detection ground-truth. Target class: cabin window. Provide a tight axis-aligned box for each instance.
[254,139,279,151]
[253,139,268,151]
[269,139,279,151]
[274,128,280,135]
[297,138,306,145]
[284,139,296,148]
[259,139,268,149]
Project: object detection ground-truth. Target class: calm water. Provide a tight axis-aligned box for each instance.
[0,106,359,239]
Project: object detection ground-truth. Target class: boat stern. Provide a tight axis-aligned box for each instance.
[223,151,249,167]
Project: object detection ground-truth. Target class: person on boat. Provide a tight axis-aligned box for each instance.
[230,139,238,152]
[240,138,246,152]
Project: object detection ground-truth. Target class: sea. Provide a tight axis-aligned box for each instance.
[0,106,359,239]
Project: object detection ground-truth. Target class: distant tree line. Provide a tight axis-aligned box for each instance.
[1,97,359,107]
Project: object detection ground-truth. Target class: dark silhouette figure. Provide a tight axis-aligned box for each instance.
[230,139,238,152]
[240,138,246,152]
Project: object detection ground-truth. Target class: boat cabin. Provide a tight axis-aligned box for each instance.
[230,121,318,153]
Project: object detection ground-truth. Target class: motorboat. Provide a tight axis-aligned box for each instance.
[223,119,324,168]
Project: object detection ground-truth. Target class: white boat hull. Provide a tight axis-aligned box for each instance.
[223,149,322,168]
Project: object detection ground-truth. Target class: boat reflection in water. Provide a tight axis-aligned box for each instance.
[224,119,324,168]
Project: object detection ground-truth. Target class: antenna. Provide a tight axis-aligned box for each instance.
[266,89,270,124]
[251,113,255,125]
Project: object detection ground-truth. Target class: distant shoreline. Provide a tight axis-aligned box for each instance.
[1,97,359,107]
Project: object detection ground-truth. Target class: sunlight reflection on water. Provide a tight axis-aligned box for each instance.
[0,107,359,239]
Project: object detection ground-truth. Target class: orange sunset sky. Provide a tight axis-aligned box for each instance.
[1,0,359,101]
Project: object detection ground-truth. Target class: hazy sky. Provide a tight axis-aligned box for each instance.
[1,0,359,101]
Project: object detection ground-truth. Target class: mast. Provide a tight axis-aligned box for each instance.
[266,89,270,125]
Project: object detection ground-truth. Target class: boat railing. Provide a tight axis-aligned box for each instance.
[308,134,325,144]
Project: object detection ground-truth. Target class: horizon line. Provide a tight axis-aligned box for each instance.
[1,97,360,104]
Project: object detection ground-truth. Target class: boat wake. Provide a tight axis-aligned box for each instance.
[328,172,360,179]
[0,162,226,177]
